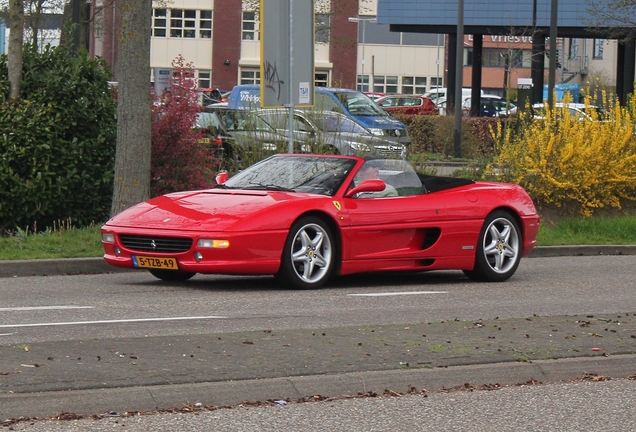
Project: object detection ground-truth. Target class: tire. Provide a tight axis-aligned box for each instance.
[149,269,196,281]
[463,210,522,282]
[276,217,336,289]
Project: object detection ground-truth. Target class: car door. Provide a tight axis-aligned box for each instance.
[401,97,421,115]
[341,194,446,261]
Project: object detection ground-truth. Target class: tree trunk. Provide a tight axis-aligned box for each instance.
[110,0,152,216]
[8,0,24,101]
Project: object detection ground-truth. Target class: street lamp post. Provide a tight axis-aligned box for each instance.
[348,16,376,91]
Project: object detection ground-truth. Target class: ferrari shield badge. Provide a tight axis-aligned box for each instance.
[332,200,341,211]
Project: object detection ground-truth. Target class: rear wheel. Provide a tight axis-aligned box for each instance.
[276,217,336,289]
[463,210,522,282]
[149,269,196,281]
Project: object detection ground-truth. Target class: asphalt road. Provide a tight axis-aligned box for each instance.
[1,252,636,428]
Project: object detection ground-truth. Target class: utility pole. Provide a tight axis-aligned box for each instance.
[548,0,558,107]
[453,0,464,158]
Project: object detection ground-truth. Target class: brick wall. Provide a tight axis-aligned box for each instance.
[329,0,358,89]
[212,0,242,90]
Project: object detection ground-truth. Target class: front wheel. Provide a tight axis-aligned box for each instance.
[149,269,196,281]
[463,210,522,282]
[276,217,336,289]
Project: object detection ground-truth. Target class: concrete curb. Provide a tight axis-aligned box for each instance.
[0,257,130,278]
[528,245,636,258]
[2,354,635,419]
[2,246,636,278]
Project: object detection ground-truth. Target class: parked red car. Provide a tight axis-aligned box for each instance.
[363,91,386,101]
[376,95,439,116]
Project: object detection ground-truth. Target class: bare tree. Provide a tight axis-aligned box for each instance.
[7,0,24,101]
[110,0,152,216]
[586,0,636,39]
[1,0,67,48]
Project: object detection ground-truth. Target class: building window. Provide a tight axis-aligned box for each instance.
[241,69,260,85]
[153,9,167,37]
[373,76,398,94]
[242,11,259,40]
[315,14,330,44]
[465,47,473,67]
[402,76,427,94]
[357,75,369,92]
[430,77,443,88]
[593,39,604,59]
[200,10,212,39]
[315,72,329,87]
[152,9,211,39]
[480,49,531,69]
[569,39,579,60]
[170,9,197,38]
[198,70,211,88]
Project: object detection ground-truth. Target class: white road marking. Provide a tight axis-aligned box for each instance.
[0,316,227,329]
[347,291,447,297]
[0,333,15,336]
[0,306,95,312]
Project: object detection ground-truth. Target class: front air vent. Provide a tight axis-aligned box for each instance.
[119,235,192,253]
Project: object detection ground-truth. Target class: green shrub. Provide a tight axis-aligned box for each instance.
[395,114,498,159]
[0,45,117,232]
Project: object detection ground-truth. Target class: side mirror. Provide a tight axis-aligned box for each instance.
[345,179,386,198]
[215,171,229,185]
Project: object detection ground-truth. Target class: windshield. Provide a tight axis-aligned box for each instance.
[334,91,389,117]
[222,155,356,196]
[196,112,223,129]
[216,109,274,132]
[311,114,367,134]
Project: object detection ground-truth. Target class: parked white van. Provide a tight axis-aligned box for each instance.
[424,87,482,105]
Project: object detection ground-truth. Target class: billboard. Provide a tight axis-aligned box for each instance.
[260,0,315,108]
[154,68,172,96]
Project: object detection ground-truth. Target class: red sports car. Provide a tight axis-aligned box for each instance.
[101,155,539,289]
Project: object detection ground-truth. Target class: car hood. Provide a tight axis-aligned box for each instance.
[105,190,320,232]
[353,115,407,131]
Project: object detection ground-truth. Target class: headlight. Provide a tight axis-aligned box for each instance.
[197,239,230,248]
[368,128,384,136]
[102,233,115,243]
[348,142,371,152]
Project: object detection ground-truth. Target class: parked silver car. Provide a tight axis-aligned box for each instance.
[257,109,407,158]
[196,107,294,153]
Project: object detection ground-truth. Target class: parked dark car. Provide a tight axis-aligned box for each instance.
[462,95,517,117]
[200,88,228,106]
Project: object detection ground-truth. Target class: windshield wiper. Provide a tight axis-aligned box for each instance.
[243,183,295,192]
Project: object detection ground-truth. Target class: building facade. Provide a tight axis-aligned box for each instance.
[377,0,630,103]
[88,0,620,101]
[91,0,358,91]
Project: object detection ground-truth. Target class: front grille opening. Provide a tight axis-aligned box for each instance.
[119,235,192,253]
[376,146,404,156]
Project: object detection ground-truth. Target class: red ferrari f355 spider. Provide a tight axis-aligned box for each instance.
[101,154,539,289]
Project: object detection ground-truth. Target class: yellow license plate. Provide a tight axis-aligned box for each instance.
[133,255,179,270]
[198,137,212,144]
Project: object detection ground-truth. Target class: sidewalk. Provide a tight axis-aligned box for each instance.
[2,313,636,419]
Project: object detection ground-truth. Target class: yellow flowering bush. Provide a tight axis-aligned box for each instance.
[489,93,636,216]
